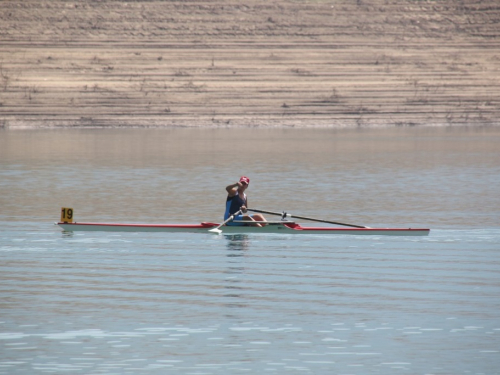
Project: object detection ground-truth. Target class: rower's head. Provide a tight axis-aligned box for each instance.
[239,176,250,188]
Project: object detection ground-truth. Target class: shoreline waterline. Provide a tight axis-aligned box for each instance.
[2,122,500,130]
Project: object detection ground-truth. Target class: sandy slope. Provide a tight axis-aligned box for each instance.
[1,0,499,128]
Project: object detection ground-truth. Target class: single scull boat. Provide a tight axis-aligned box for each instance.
[56,207,430,235]
[56,221,429,236]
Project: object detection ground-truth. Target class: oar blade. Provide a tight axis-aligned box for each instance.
[208,227,223,234]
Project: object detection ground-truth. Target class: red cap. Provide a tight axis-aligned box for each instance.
[239,176,250,185]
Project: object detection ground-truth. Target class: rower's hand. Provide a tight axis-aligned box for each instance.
[241,205,248,213]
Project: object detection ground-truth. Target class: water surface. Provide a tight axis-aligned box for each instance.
[1,127,499,374]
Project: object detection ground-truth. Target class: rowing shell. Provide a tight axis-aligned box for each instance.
[56,221,430,236]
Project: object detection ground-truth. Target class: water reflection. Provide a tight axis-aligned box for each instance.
[61,230,74,238]
[225,234,250,252]
[223,235,249,310]
[1,127,499,227]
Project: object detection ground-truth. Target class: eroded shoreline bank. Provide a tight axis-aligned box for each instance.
[1,0,499,129]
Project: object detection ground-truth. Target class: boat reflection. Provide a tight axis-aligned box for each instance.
[224,234,250,252]
[223,234,249,312]
[61,230,74,238]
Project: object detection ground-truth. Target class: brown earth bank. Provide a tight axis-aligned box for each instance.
[0,0,499,128]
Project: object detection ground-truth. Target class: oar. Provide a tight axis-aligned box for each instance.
[247,208,368,229]
[209,209,242,234]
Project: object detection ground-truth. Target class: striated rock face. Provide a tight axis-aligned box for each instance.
[1,0,499,128]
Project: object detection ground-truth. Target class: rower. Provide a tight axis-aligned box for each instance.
[224,176,267,226]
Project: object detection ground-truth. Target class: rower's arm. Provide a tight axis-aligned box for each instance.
[226,182,240,197]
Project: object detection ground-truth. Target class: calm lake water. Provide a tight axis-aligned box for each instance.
[1,127,499,374]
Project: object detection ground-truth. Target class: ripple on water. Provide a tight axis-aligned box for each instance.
[1,226,500,374]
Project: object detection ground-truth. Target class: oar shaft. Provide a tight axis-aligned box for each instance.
[248,208,367,229]
[292,215,366,228]
[219,209,243,228]
[209,209,243,233]
[248,208,285,218]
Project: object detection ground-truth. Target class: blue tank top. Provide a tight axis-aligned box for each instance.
[224,192,247,220]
